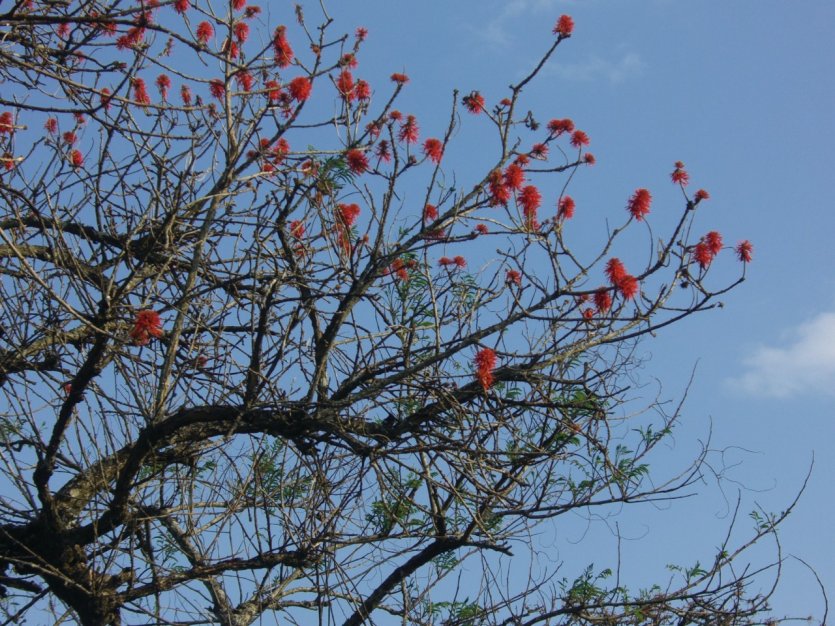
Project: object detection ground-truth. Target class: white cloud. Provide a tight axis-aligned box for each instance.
[546,52,645,84]
[477,0,578,46]
[731,312,835,398]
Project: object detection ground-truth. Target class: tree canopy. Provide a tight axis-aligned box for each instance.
[0,2,813,625]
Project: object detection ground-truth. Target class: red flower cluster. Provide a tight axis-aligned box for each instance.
[553,15,574,37]
[627,188,652,221]
[570,130,590,148]
[671,160,689,186]
[423,138,443,164]
[63,131,77,145]
[390,73,409,84]
[70,149,83,168]
[174,0,189,13]
[518,185,542,231]
[474,348,497,391]
[289,220,305,239]
[506,269,522,286]
[337,203,361,228]
[0,112,13,135]
[594,289,612,313]
[346,149,369,175]
[503,163,525,190]
[209,79,225,100]
[234,21,249,43]
[180,85,192,106]
[605,258,639,300]
[557,195,575,221]
[438,256,466,269]
[463,91,485,114]
[336,69,355,101]
[132,78,150,106]
[735,240,753,263]
[273,25,294,67]
[692,231,723,269]
[530,143,548,159]
[423,203,438,222]
[375,140,391,163]
[398,115,419,144]
[130,310,163,346]
[355,79,371,101]
[488,169,511,206]
[547,118,574,136]
[155,74,171,100]
[694,189,710,202]
[584,153,596,165]
[44,118,58,134]
[288,76,312,102]
[196,21,213,45]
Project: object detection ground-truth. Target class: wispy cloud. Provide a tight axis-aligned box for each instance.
[478,0,577,46]
[546,52,645,84]
[731,312,835,398]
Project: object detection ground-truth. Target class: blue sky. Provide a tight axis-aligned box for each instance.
[322,0,834,617]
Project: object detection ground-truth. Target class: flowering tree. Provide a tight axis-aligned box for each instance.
[0,2,799,625]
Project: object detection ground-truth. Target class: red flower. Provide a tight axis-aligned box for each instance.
[627,188,652,221]
[0,112,13,135]
[584,152,596,165]
[531,143,548,159]
[70,149,83,168]
[63,131,77,146]
[617,274,639,300]
[463,91,485,114]
[180,85,192,106]
[570,130,589,148]
[705,231,723,255]
[235,70,254,92]
[398,115,419,144]
[582,308,595,321]
[488,169,511,206]
[273,26,294,67]
[474,223,489,234]
[244,6,261,18]
[156,74,171,100]
[375,140,391,163]
[288,76,311,101]
[390,72,409,84]
[355,79,371,101]
[594,289,612,313]
[289,220,305,239]
[132,78,150,105]
[337,203,361,228]
[196,21,213,44]
[234,21,249,43]
[265,80,282,102]
[735,240,753,263]
[438,256,453,267]
[553,15,574,36]
[547,118,574,135]
[232,0,245,9]
[693,242,713,269]
[130,310,164,346]
[355,27,368,42]
[503,163,525,191]
[336,69,355,100]
[209,79,225,100]
[453,256,467,268]
[474,347,497,391]
[518,185,542,231]
[423,138,443,163]
[389,110,403,121]
[506,269,522,286]
[174,0,189,13]
[557,195,575,221]
[44,118,58,134]
[694,189,710,202]
[605,258,627,285]
[346,149,369,175]
[423,203,438,222]
[671,161,689,186]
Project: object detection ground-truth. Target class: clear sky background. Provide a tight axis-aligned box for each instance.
[317,0,834,618]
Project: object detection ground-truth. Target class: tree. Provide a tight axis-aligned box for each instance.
[0,2,811,625]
